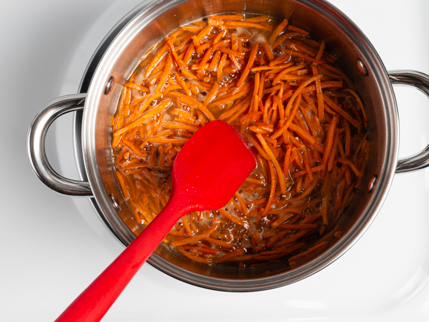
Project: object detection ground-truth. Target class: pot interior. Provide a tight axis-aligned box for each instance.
[83,0,397,290]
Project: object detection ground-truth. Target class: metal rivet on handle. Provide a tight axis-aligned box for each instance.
[110,194,120,211]
[105,76,115,95]
[368,175,377,193]
[357,59,368,76]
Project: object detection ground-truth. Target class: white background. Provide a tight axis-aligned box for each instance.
[2,0,429,321]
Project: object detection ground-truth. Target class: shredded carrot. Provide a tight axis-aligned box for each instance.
[269,19,288,44]
[171,222,219,246]
[327,130,339,171]
[114,99,172,137]
[322,115,339,177]
[256,133,287,194]
[146,137,188,144]
[337,158,363,177]
[223,21,273,31]
[176,246,213,264]
[343,88,368,123]
[236,42,259,87]
[203,81,219,105]
[123,82,150,93]
[217,248,245,263]
[262,41,274,62]
[287,25,309,37]
[209,14,244,21]
[145,43,169,77]
[112,14,370,267]
[218,208,249,229]
[235,192,248,215]
[323,94,360,127]
[288,241,327,263]
[257,160,277,221]
[209,87,253,108]
[205,237,235,248]
[168,92,216,121]
[216,53,228,82]
[315,40,326,61]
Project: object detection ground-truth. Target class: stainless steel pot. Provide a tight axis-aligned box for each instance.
[28,0,429,291]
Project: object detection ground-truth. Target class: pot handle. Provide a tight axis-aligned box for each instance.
[389,70,429,173]
[27,93,92,196]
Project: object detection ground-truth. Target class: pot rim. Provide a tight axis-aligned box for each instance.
[79,0,399,291]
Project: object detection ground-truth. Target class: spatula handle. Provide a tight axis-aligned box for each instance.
[55,197,187,322]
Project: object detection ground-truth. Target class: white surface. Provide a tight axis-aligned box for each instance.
[2,0,429,321]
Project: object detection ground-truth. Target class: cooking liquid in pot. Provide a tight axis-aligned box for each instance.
[111,14,370,268]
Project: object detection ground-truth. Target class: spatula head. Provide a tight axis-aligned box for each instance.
[171,120,256,212]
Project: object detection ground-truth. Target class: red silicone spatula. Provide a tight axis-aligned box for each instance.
[56,120,256,322]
